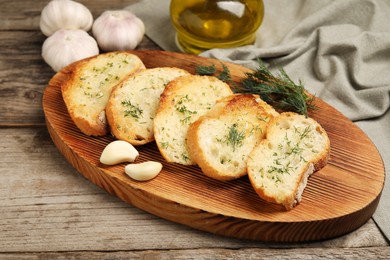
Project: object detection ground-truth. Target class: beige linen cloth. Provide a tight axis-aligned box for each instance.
[127,0,390,240]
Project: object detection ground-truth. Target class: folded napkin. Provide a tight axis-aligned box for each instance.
[127,0,390,240]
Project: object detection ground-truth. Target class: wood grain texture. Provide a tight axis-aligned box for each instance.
[0,0,153,127]
[2,247,390,259]
[42,50,385,242]
[0,30,158,127]
[2,0,389,255]
[1,128,387,252]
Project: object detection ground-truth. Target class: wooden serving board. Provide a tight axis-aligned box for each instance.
[43,50,385,242]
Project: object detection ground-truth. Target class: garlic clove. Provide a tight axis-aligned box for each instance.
[40,0,93,36]
[92,10,145,51]
[100,140,139,165]
[125,161,163,181]
[42,29,99,72]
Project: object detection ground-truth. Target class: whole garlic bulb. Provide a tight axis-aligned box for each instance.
[40,0,93,36]
[92,10,145,51]
[42,29,99,72]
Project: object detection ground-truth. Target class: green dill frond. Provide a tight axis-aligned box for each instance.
[195,63,231,82]
[194,59,316,116]
[238,60,316,117]
[195,64,217,76]
[226,123,245,151]
[121,100,143,119]
[217,63,231,82]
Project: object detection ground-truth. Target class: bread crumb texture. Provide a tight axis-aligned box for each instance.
[62,52,145,136]
[247,112,330,210]
[106,67,190,145]
[187,94,276,181]
[154,75,233,165]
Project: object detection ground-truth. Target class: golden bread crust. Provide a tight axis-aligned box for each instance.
[187,94,277,181]
[154,75,233,165]
[247,112,330,210]
[106,67,190,145]
[61,52,145,136]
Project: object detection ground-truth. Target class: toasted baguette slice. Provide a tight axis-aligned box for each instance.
[154,75,233,165]
[247,112,330,210]
[106,67,190,145]
[62,52,145,136]
[187,94,277,181]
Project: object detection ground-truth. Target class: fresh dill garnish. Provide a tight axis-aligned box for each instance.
[283,126,311,161]
[160,142,169,149]
[195,64,216,75]
[296,126,311,140]
[195,60,316,116]
[218,63,231,82]
[239,60,315,117]
[121,100,143,120]
[181,153,190,162]
[175,95,197,124]
[196,63,232,82]
[226,123,245,151]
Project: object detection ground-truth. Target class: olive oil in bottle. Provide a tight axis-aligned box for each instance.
[170,0,264,54]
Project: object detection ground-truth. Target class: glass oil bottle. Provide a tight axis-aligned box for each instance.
[170,0,264,54]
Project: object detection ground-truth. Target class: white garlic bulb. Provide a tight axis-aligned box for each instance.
[42,29,99,72]
[40,0,93,36]
[92,10,145,51]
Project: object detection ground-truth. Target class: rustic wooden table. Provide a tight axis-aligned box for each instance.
[1,1,389,259]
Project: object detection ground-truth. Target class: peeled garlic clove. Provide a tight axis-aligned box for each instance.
[125,161,162,181]
[92,10,145,51]
[100,140,139,165]
[40,0,93,36]
[42,29,99,72]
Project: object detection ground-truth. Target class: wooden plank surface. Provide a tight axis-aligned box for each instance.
[0,32,158,127]
[1,0,389,257]
[2,247,390,260]
[0,128,387,253]
[0,0,154,127]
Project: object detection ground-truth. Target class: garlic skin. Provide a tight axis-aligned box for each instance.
[92,10,145,51]
[42,29,99,72]
[40,0,93,37]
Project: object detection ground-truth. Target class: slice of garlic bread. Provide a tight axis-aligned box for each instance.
[154,75,233,165]
[187,94,277,181]
[61,51,145,136]
[247,112,330,210]
[106,67,190,145]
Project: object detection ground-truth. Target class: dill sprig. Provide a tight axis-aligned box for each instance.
[195,64,216,75]
[239,60,315,117]
[195,63,232,83]
[195,60,316,117]
[226,123,245,152]
[175,94,197,124]
[121,100,143,120]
